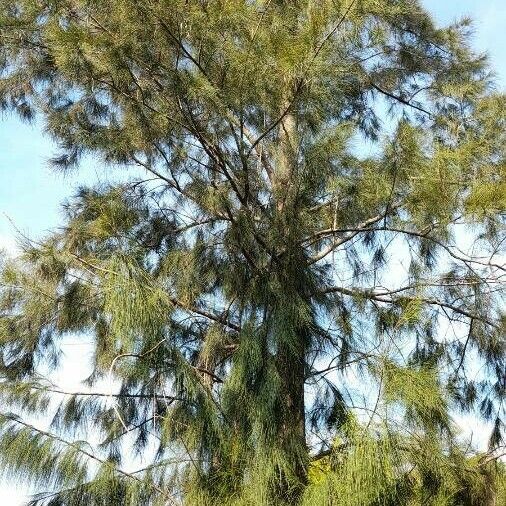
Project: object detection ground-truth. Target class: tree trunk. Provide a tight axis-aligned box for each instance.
[275,339,308,502]
[272,89,308,502]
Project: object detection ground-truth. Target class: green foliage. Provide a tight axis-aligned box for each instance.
[0,0,504,504]
[382,360,450,429]
[304,426,506,506]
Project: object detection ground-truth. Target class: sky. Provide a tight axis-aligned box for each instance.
[0,1,504,503]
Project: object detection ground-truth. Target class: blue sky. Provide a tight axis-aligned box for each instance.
[0,1,504,503]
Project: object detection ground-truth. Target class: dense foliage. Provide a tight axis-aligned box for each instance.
[0,1,504,504]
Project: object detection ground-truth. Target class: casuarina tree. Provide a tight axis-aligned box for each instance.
[0,1,504,504]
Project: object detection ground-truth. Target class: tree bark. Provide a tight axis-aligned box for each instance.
[272,88,308,502]
[275,338,308,501]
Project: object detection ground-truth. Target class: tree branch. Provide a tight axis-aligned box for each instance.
[322,285,499,329]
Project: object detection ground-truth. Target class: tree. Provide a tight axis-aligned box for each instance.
[0,0,504,504]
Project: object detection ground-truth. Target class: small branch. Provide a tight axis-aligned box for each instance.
[308,203,402,264]
[370,82,432,117]
[27,385,176,400]
[454,320,473,376]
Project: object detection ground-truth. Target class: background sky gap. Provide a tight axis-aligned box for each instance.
[0,1,504,503]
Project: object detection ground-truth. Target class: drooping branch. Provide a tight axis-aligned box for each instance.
[1,415,180,505]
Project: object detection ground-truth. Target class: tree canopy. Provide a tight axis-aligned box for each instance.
[0,1,504,504]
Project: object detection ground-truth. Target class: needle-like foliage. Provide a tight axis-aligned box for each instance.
[0,1,504,504]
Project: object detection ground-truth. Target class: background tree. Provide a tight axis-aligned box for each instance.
[0,0,504,504]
